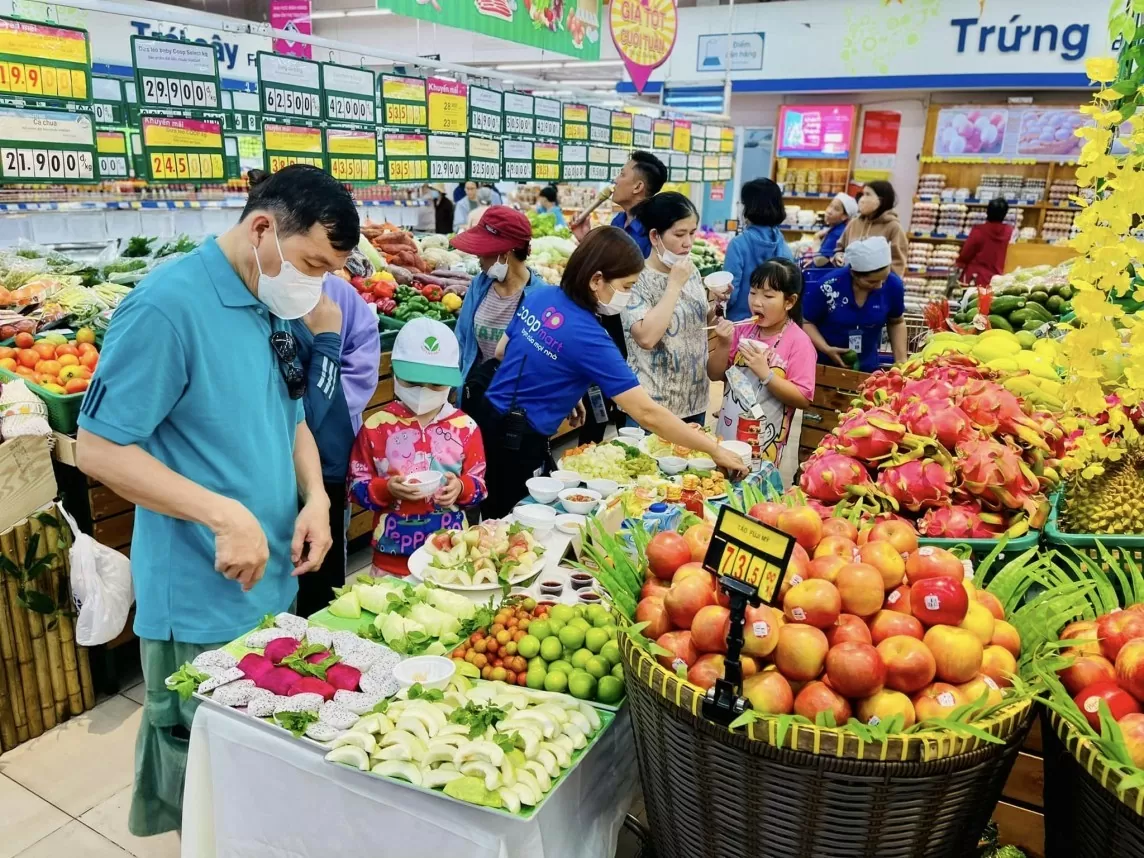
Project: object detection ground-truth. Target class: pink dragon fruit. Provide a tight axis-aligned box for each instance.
[833,407,907,461]
[912,354,996,387]
[857,368,907,406]
[326,663,362,692]
[892,378,957,409]
[799,451,871,503]
[875,457,955,513]
[918,503,1004,539]
[899,398,977,452]
[958,379,1049,450]
[264,637,301,665]
[957,438,1042,513]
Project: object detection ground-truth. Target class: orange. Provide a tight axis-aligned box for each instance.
[34,360,61,377]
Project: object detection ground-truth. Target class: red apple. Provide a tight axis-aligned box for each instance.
[913,682,967,721]
[956,673,1003,708]
[747,501,785,527]
[780,544,811,597]
[647,531,692,581]
[884,584,912,616]
[655,631,698,672]
[783,579,841,628]
[682,523,714,564]
[793,680,851,725]
[905,546,964,583]
[687,653,725,690]
[1075,679,1141,730]
[911,577,969,627]
[635,596,671,640]
[976,590,1005,621]
[877,634,937,694]
[1059,654,1116,696]
[743,670,794,715]
[858,540,906,590]
[1097,610,1144,662]
[980,644,1018,688]
[959,601,996,646]
[991,620,1021,658]
[868,519,919,555]
[924,625,984,684]
[664,575,717,630]
[835,563,885,617]
[1119,712,1144,768]
[640,577,670,601]
[808,554,847,584]
[777,506,823,551]
[742,604,780,658]
[856,689,916,729]
[825,641,886,698]
[672,562,712,587]
[821,517,859,541]
[1117,638,1144,701]
[827,614,872,647]
[691,605,731,654]
[1061,620,1101,657]
[774,624,829,682]
[868,610,924,644]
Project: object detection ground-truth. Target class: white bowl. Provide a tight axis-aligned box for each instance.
[719,439,753,467]
[617,427,646,441]
[657,455,688,475]
[526,476,563,504]
[689,457,716,472]
[393,656,455,691]
[558,488,602,515]
[585,478,619,498]
[704,270,734,292]
[403,470,444,499]
[513,503,558,535]
[549,469,581,489]
[555,513,587,535]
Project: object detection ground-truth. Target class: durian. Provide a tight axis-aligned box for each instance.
[1062,451,1144,534]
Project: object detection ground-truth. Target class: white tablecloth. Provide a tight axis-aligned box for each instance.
[181,702,638,858]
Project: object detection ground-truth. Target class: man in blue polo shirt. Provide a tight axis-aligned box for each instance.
[75,165,358,837]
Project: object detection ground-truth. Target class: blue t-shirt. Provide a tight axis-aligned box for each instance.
[78,238,303,644]
[817,221,846,260]
[485,286,639,436]
[611,210,650,257]
[802,267,905,373]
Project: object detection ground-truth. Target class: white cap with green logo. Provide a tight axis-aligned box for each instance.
[391,317,463,387]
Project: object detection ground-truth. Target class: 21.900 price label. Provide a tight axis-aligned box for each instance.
[1,147,93,179]
[326,94,373,122]
[265,86,320,118]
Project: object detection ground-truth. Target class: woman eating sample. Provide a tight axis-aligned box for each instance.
[471,226,748,517]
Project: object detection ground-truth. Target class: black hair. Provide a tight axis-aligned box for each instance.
[243,166,359,252]
[749,258,804,323]
[740,178,786,227]
[630,191,698,245]
[512,246,529,262]
[986,197,1009,222]
[539,186,559,204]
[863,180,897,220]
[561,226,645,312]
[629,151,667,198]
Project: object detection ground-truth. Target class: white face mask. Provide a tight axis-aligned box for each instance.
[596,281,631,316]
[655,240,686,267]
[487,254,509,282]
[252,227,324,320]
[395,378,449,416]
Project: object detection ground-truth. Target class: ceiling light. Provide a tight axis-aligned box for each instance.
[494,62,566,71]
[556,80,616,87]
[346,8,393,16]
[569,60,624,68]
[308,10,347,19]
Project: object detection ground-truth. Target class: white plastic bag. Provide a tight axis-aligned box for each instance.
[60,503,134,646]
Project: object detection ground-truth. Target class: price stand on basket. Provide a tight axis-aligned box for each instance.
[503,92,535,138]
[95,130,128,178]
[562,103,588,143]
[0,105,96,182]
[140,115,225,182]
[262,122,325,173]
[383,131,427,183]
[427,133,466,182]
[534,97,562,140]
[326,126,377,183]
[468,86,502,136]
[468,134,500,182]
[427,78,467,134]
[131,36,218,111]
[319,62,375,125]
[700,506,795,725]
[380,75,427,129]
[258,52,322,121]
[0,17,91,102]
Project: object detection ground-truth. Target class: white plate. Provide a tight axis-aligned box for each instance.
[406,544,542,592]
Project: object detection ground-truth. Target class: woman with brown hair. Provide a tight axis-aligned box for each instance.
[472,225,747,517]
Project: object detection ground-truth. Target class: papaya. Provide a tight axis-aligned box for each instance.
[1046,295,1065,314]
[989,296,1025,316]
[987,314,1014,332]
[1028,290,1050,305]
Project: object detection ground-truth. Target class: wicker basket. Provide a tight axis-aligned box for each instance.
[1042,710,1144,857]
[620,634,1033,858]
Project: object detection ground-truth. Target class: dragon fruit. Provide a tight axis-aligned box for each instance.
[905,354,996,387]
[833,408,907,461]
[958,379,1049,450]
[918,503,1004,538]
[875,457,955,513]
[238,653,273,681]
[290,676,336,701]
[264,637,301,665]
[858,368,906,406]
[957,438,1042,513]
[899,398,977,451]
[892,378,958,411]
[799,451,871,503]
[325,663,362,692]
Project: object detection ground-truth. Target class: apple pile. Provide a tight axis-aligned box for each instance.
[636,508,1021,729]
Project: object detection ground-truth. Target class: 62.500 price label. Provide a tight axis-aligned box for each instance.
[264,86,320,118]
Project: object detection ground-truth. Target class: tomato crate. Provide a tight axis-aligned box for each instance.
[0,366,87,433]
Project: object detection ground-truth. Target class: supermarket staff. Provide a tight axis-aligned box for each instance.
[802,236,907,373]
[74,165,357,837]
[470,225,747,518]
[812,193,858,267]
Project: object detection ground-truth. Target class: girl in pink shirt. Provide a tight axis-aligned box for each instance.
[708,259,817,468]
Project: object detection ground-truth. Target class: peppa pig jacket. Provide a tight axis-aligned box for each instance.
[348,401,486,574]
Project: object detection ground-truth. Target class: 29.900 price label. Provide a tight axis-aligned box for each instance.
[2,147,93,180]
[140,76,217,109]
[326,94,373,122]
[265,86,320,118]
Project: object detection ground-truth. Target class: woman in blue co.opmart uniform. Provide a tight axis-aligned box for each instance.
[801,237,907,373]
[471,226,748,518]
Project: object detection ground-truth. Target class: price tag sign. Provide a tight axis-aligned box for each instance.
[610,111,633,148]
[704,507,794,607]
[0,106,95,182]
[225,90,261,134]
[719,154,733,181]
[95,129,128,177]
[692,124,707,149]
[320,62,375,124]
[534,141,560,182]
[469,87,502,136]
[262,122,325,173]
[0,17,90,103]
[132,36,218,110]
[534,97,562,139]
[326,127,377,184]
[381,75,427,128]
[721,126,734,153]
[587,145,611,182]
[668,152,687,183]
[686,152,703,182]
[141,115,225,182]
[427,133,466,182]
[563,103,588,143]
[258,52,321,120]
[468,135,500,182]
[632,114,652,149]
[90,76,124,126]
[672,119,692,153]
[384,132,428,183]
[703,154,720,182]
[560,143,586,182]
[504,92,534,137]
[653,119,673,150]
[588,106,611,145]
[503,138,533,181]
[427,79,467,134]
[223,134,240,180]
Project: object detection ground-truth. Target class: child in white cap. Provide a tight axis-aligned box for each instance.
[348,318,487,576]
[812,193,858,267]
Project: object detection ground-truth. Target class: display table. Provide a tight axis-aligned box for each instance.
[181,700,639,858]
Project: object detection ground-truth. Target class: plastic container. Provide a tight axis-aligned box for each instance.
[640,502,682,534]
[1045,490,1144,571]
[402,470,443,499]
[0,366,85,433]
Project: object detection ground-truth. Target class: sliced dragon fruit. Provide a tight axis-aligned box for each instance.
[198,668,245,695]
[318,701,358,731]
[290,676,336,700]
[259,666,303,696]
[325,663,361,692]
[237,653,273,681]
[264,637,301,665]
[192,650,238,672]
[211,680,258,708]
[244,628,294,649]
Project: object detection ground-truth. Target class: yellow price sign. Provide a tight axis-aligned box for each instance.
[564,124,588,141]
[536,163,559,181]
[427,79,468,134]
[706,507,795,605]
[612,130,633,147]
[389,159,427,182]
[385,102,427,127]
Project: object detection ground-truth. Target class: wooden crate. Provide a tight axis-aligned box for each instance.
[797,365,869,464]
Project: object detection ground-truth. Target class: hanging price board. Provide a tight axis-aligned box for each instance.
[90,76,124,126]
[721,127,734,153]
[687,153,703,182]
[633,114,653,149]
[588,106,611,145]
[653,119,673,150]
[0,106,95,182]
[131,37,218,110]
[563,103,588,143]
[140,115,224,181]
[468,135,500,182]
[468,87,502,136]
[326,127,377,183]
[719,154,732,181]
[611,111,633,148]
[691,124,707,151]
[704,507,794,607]
[587,145,610,181]
[258,52,321,120]
[263,122,324,172]
[668,152,686,183]
[703,154,720,182]
[503,138,533,181]
[223,135,240,179]
[381,75,427,128]
[95,130,128,177]
[672,120,692,153]
[427,79,468,134]
[534,97,562,139]
[0,17,90,103]
[534,141,560,182]
[384,132,428,183]
[427,133,466,182]
[561,143,586,181]
[503,92,534,137]
[224,91,262,135]
[320,62,375,124]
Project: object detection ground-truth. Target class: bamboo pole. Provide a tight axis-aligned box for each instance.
[0,629,17,751]
[0,538,27,743]
[12,522,54,731]
[45,516,83,716]
[30,516,67,723]
[0,528,42,738]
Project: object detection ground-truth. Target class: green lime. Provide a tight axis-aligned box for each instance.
[585,627,610,654]
[568,670,597,700]
[548,659,573,675]
[611,662,624,680]
[526,668,547,690]
[547,618,566,638]
[529,620,551,641]
[558,625,586,651]
[544,671,569,693]
[570,648,593,670]
[517,634,541,659]
[600,640,621,667]
[540,636,563,662]
[586,655,610,679]
[597,675,624,704]
[569,617,591,633]
[549,604,575,624]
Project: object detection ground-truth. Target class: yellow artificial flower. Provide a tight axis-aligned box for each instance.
[1086,57,1120,83]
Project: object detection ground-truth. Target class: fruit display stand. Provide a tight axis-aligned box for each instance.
[1044,492,1144,571]
[796,365,870,466]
